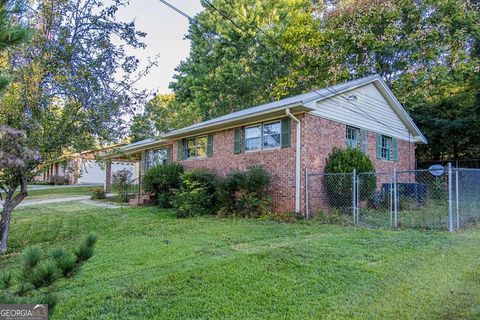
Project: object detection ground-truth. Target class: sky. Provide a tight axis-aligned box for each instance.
[116,1,204,95]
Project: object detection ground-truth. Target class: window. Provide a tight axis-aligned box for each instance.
[346,126,359,148]
[245,120,281,152]
[185,136,208,159]
[245,125,261,151]
[263,121,281,149]
[145,147,169,169]
[381,135,392,160]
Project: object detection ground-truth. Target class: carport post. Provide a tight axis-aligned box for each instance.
[104,160,112,193]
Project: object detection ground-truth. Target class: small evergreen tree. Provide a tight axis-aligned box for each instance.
[324,148,376,209]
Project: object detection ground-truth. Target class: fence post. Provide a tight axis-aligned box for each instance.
[305,170,309,219]
[357,175,360,226]
[455,167,460,230]
[393,167,398,228]
[389,177,393,227]
[448,162,454,232]
[352,169,356,225]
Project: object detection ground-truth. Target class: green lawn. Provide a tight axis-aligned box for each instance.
[1,202,480,319]
[23,186,99,201]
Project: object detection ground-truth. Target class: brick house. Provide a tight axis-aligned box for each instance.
[117,75,426,214]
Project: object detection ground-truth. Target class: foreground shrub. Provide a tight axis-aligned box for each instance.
[112,169,133,202]
[49,247,76,277]
[22,246,42,270]
[217,166,272,218]
[142,163,184,207]
[30,260,59,288]
[90,188,106,200]
[172,169,218,217]
[324,148,376,208]
[74,234,97,262]
[0,269,13,289]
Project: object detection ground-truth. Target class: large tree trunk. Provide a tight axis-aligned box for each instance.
[0,180,28,254]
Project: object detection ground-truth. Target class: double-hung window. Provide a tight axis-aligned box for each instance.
[245,120,281,151]
[381,135,392,160]
[346,126,360,148]
[185,136,208,160]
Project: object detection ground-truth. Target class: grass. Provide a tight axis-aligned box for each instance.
[23,186,99,201]
[1,202,480,319]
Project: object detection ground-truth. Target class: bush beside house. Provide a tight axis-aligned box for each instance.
[323,147,376,209]
[143,163,272,218]
[142,163,184,207]
[172,169,219,217]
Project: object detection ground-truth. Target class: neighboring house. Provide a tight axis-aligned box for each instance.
[118,75,427,213]
[34,144,140,185]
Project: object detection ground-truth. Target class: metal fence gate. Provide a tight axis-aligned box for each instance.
[306,165,480,231]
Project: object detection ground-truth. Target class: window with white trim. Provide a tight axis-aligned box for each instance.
[346,126,360,148]
[381,135,392,160]
[245,125,261,151]
[185,136,208,160]
[245,120,281,151]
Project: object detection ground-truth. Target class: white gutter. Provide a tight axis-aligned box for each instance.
[286,108,301,213]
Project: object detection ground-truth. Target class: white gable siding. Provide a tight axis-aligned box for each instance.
[307,83,413,142]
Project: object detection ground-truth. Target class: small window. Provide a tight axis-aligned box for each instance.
[263,121,281,149]
[381,135,392,160]
[245,125,261,151]
[346,126,359,148]
[185,136,208,160]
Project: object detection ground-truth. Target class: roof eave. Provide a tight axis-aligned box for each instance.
[162,103,313,140]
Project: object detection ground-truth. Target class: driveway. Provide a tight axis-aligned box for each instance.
[0,193,119,208]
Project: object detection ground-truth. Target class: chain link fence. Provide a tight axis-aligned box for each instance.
[306,165,480,231]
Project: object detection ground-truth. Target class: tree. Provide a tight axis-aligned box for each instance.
[171,0,480,160]
[130,93,200,142]
[0,0,30,91]
[0,0,152,253]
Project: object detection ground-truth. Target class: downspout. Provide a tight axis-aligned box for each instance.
[286,108,301,213]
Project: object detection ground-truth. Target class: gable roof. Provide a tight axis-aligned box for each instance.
[120,75,426,154]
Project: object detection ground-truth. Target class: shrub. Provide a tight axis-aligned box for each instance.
[313,209,341,224]
[142,163,183,207]
[49,175,68,185]
[240,166,271,195]
[217,166,272,218]
[112,169,133,202]
[324,148,376,207]
[22,246,43,271]
[49,247,76,277]
[217,171,244,215]
[30,260,59,288]
[74,234,97,262]
[172,169,218,217]
[259,211,298,223]
[0,269,13,289]
[90,188,106,200]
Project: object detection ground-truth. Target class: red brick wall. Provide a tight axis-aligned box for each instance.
[172,116,299,212]
[299,113,416,213]
[170,113,416,214]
